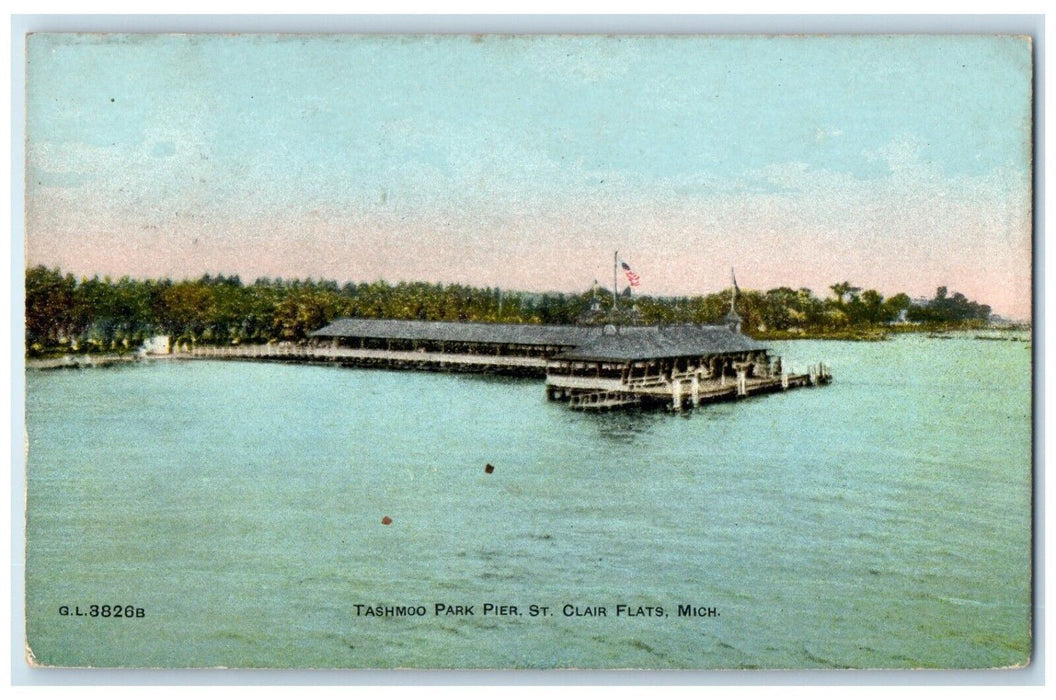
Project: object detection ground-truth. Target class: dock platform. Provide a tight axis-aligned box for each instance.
[550,366,829,411]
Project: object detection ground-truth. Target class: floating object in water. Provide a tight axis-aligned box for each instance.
[484,464,494,474]
[381,516,392,525]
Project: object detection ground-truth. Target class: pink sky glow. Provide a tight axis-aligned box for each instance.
[26,175,1032,320]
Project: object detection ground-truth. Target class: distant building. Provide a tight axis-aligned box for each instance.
[140,335,171,355]
[890,308,914,325]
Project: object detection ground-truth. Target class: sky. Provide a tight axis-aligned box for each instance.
[25,34,1033,318]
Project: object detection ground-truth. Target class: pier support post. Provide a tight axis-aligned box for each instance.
[672,378,682,410]
[690,372,700,407]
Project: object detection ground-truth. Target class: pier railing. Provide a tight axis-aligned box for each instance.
[568,390,640,410]
[184,344,549,370]
[550,363,831,410]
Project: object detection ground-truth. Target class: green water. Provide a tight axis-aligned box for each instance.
[24,334,1032,669]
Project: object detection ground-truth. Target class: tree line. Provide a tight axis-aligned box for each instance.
[25,266,993,356]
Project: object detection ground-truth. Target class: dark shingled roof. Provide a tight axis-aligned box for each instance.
[311,318,766,362]
[552,324,768,361]
[310,318,600,346]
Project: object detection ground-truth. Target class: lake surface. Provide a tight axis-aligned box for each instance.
[24,334,1033,669]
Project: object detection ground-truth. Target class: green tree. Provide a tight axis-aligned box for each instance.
[881,292,912,323]
[25,266,76,351]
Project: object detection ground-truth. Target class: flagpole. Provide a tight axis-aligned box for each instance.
[613,250,618,313]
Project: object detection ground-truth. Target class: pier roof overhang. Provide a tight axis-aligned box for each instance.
[311,319,767,362]
[310,318,600,347]
[552,325,768,362]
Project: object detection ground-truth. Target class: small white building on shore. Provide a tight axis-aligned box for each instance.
[140,335,171,355]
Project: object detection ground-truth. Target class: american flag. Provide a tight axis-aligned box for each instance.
[620,261,641,287]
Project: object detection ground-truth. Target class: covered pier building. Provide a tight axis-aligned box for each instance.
[188,314,829,410]
[297,313,830,410]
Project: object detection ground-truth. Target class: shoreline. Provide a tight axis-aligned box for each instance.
[25,354,172,371]
[24,327,1031,372]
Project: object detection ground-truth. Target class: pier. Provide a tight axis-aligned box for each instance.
[185,339,830,411]
[185,316,832,411]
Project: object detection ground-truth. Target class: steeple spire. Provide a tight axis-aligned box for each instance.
[725,267,742,334]
[730,267,739,314]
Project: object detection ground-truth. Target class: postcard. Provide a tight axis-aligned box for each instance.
[21,32,1033,671]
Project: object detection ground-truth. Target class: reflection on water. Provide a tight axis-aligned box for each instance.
[572,407,663,443]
